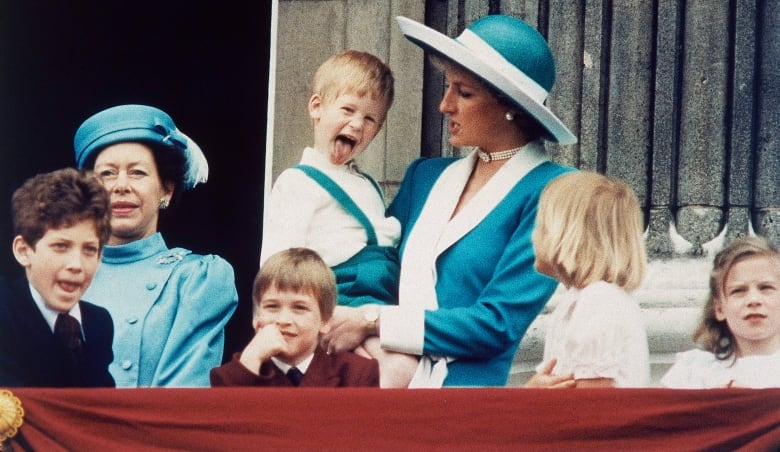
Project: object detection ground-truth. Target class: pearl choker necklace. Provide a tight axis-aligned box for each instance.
[477,146,524,163]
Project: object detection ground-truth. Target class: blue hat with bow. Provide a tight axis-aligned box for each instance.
[74,104,209,190]
[397,15,577,144]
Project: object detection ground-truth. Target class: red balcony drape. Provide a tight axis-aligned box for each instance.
[4,387,779,451]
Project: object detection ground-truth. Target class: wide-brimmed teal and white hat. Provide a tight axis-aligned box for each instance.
[397,15,577,144]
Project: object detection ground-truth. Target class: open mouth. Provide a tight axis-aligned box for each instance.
[331,134,358,164]
[58,280,82,293]
[337,134,356,148]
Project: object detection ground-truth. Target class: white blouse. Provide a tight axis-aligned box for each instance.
[260,147,400,267]
[661,348,780,389]
[538,281,650,387]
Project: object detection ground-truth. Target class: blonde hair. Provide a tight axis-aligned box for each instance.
[533,171,647,291]
[312,50,394,117]
[695,235,780,361]
[253,248,337,321]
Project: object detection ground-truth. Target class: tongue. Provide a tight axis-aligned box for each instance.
[331,138,353,165]
[59,281,80,293]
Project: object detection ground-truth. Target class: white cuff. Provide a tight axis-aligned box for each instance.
[379,306,425,355]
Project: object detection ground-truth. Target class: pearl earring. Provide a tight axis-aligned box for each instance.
[505,112,515,121]
[159,198,169,210]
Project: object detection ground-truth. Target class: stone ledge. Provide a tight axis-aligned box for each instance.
[509,258,711,387]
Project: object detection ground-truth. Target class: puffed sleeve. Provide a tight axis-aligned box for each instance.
[559,295,635,381]
[150,254,239,387]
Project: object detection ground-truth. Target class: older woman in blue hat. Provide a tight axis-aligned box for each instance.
[322,15,577,387]
[73,104,238,387]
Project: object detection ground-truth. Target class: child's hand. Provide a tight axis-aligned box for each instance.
[238,324,290,375]
[524,358,576,388]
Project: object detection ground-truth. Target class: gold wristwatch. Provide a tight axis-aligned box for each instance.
[363,306,379,336]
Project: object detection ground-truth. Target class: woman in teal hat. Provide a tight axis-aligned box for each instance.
[73,104,238,387]
[322,15,577,387]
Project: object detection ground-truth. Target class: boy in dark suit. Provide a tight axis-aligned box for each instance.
[211,248,379,387]
[0,168,114,387]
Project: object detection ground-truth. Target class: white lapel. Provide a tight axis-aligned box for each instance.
[398,141,549,311]
[398,155,472,309]
[436,142,549,254]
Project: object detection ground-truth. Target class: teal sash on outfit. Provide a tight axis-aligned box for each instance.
[294,165,400,307]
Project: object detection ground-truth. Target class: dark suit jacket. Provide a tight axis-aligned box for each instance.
[0,276,115,387]
[210,347,379,387]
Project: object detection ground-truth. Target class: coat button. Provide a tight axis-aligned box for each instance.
[146,282,157,290]
[121,360,133,370]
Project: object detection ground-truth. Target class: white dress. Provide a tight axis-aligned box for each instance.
[661,348,780,389]
[537,281,650,387]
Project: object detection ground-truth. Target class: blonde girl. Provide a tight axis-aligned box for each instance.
[526,171,650,388]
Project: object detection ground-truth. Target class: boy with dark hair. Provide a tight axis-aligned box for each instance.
[0,168,115,387]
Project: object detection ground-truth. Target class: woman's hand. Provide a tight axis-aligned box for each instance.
[524,359,575,388]
[320,306,371,354]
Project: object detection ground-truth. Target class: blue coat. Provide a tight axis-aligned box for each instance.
[386,148,572,386]
[83,233,238,387]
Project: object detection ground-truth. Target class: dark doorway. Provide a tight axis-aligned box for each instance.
[0,1,271,359]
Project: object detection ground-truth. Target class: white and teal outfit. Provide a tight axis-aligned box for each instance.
[260,147,401,307]
[382,143,574,387]
[83,233,238,387]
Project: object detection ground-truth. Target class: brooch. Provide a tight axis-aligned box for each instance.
[0,389,24,443]
[157,250,186,265]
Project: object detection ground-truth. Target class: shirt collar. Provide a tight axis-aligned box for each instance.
[29,282,83,333]
[271,353,315,375]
